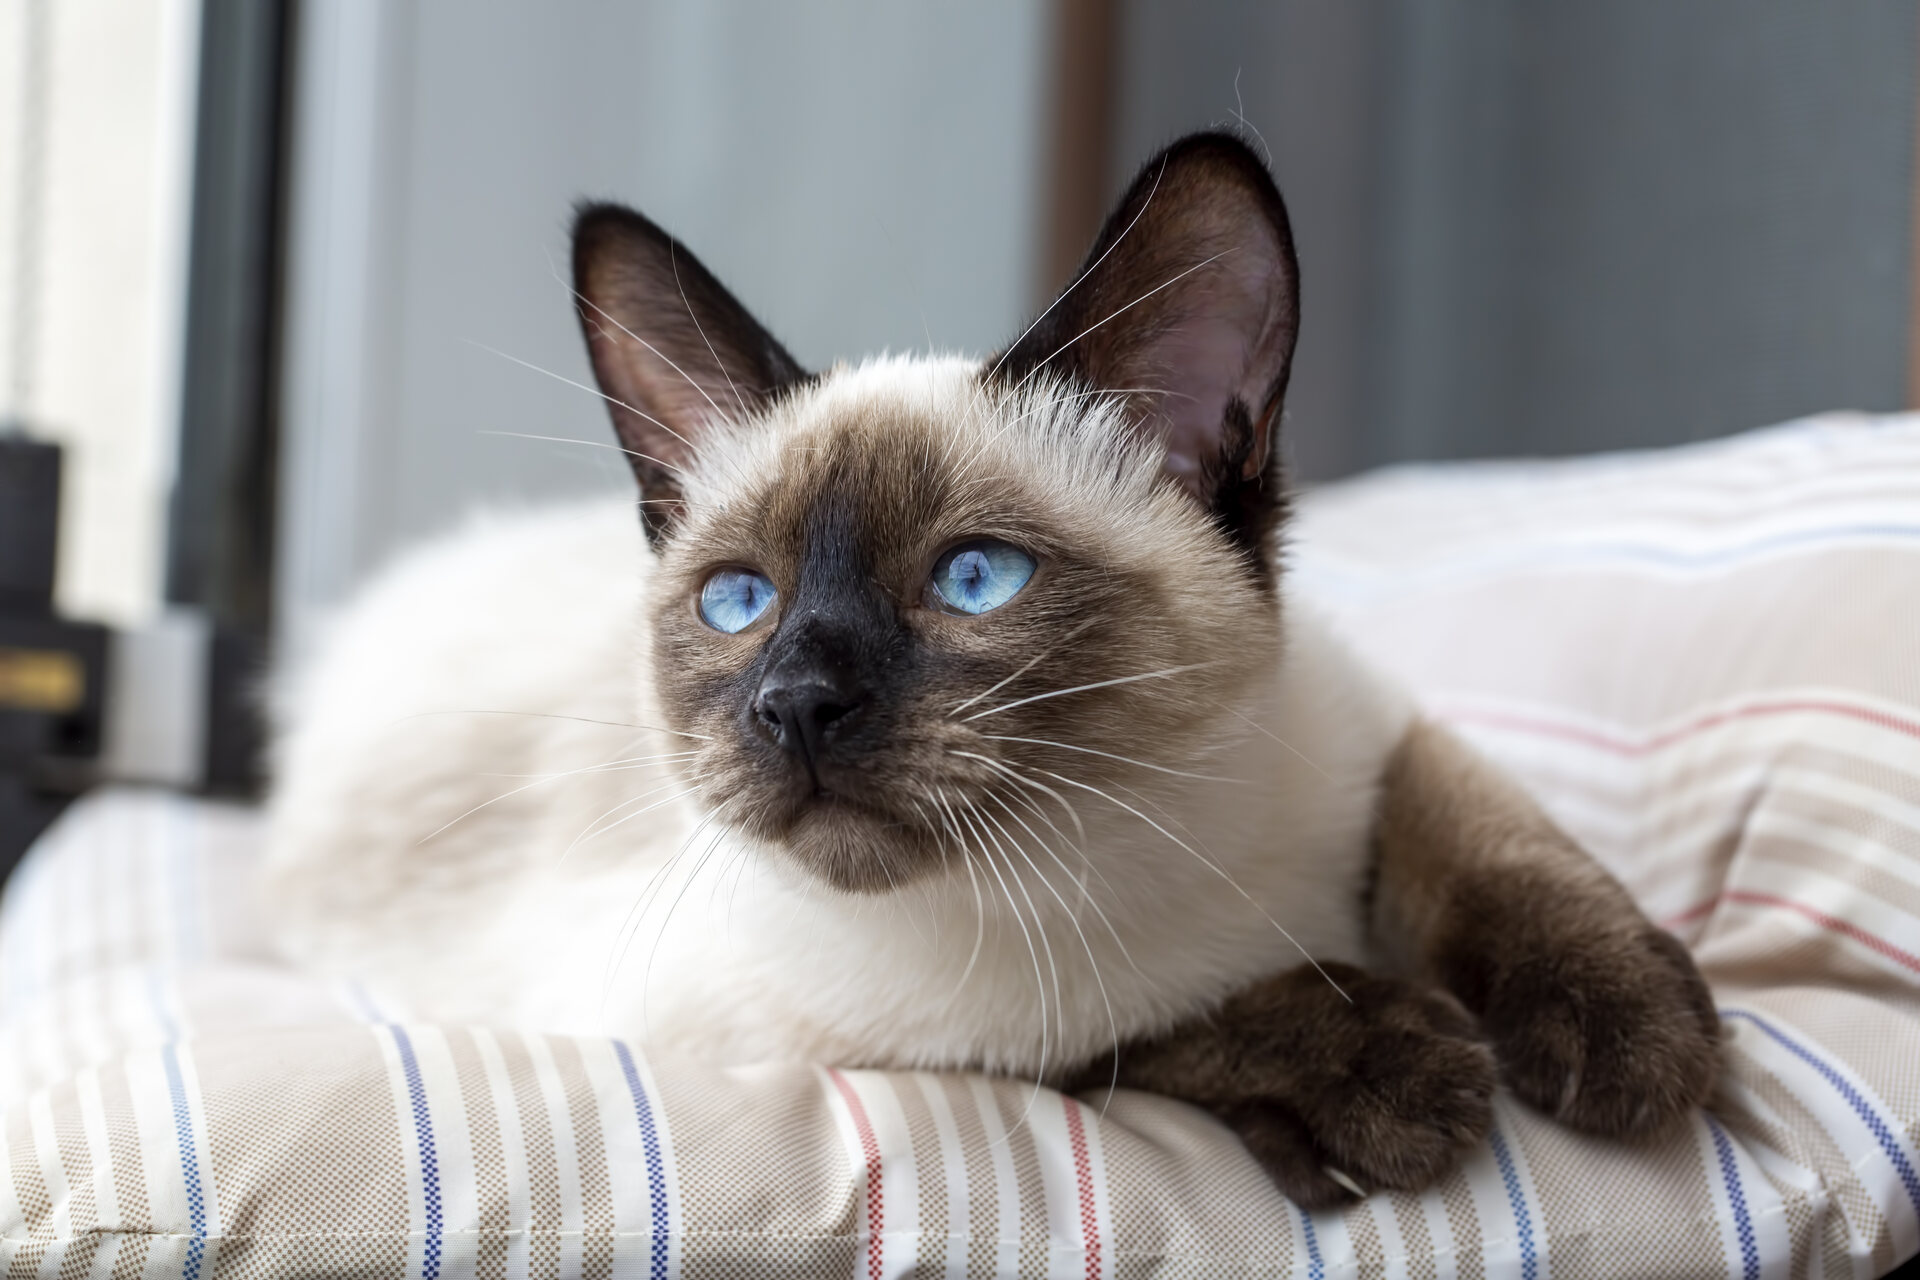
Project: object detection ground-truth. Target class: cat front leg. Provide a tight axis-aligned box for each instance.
[1370,719,1722,1137]
[1081,962,1497,1208]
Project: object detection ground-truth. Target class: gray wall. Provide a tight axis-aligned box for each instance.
[1117,0,1918,479]
[279,0,1920,654]
[277,0,1047,654]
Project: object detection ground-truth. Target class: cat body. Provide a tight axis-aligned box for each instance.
[266,134,1719,1206]
[268,359,1407,1077]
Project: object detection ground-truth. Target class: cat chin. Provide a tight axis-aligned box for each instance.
[753,796,948,895]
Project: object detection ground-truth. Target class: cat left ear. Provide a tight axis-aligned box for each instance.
[990,132,1300,566]
[573,203,808,544]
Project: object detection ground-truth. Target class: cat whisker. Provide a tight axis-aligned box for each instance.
[978,791,1124,1108]
[960,808,1054,1128]
[948,616,1102,715]
[596,810,716,1023]
[562,776,701,862]
[782,852,819,931]
[1225,707,1333,781]
[569,302,721,447]
[605,807,717,978]
[1033,766,1352,1004]
[463,339,695,459]
[1009,248,1238,399]
[982,156,1168,388]
[566,775,690,847]
[417,749,690,846]
[967,755,1090,850]
[710,839,758,946]
[541,243,730,442]
[973,774,1144,982]
[962,662,1220,722]
[477,428,684,476]
[980,734,1244,784]
[926,789,990,1009]
[724,837,765,946]
[483,749,699,779]
[904,797,952,956]
[397,709,711,740]
[600,813,706,988]
[668,243,751,419]
[1109,776,1211,854]
[972,805,1065,1055]
[869,837,925,944]
[629,815,728,1024]
[957,757,1153,1037]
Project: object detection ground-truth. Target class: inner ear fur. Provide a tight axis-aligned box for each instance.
[572,203,808,544]
[988,132,1301,575]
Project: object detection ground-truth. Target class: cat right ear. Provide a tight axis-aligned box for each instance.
[988,133,1300,577]
[572,204,808,544]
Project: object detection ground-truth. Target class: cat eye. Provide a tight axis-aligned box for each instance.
[699,567,778,633]
[929,540,1036,615]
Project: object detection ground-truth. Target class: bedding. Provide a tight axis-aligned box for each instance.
[4,410,1919,1278]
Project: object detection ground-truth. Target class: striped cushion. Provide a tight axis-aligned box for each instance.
[3,411,1918,1278]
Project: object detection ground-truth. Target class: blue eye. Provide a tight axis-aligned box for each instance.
[699,568,778,633]
[931,540,1036,615]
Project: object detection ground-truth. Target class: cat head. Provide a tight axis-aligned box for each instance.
[573,132,1299,893]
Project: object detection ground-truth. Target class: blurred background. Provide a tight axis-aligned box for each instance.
[1,0,1917,859]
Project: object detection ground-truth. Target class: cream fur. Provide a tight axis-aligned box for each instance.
[265,357,1414,1078]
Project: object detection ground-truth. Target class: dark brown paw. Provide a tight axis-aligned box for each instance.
[1478,923,1721,1138]
[1207,966,1497,1207]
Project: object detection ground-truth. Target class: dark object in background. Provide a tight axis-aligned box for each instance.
[0,435,103,873]
[0,436,267,883]
[0,435,60,614]
[0,1,290,884]
[168,0,290,636]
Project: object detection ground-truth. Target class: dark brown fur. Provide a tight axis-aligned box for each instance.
[1109,720,1721,1205]
[1079,962,1497,1209]
[1371,720,1723,1135]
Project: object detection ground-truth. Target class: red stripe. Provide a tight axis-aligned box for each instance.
[1661,897,1722,928]
[1666,889,1920,975]
[1062,1098,1101,1280]
[1442,697,1920,758]
[829,1069,885,1280]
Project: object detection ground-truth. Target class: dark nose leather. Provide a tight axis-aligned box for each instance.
[753,674,865,778]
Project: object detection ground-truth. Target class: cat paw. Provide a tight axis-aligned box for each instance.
[1210,967,1498,1207]
[1479,923,1721,1138]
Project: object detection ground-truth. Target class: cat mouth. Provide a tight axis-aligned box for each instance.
[744,785,946,894]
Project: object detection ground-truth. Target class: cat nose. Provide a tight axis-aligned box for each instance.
[752,675,865,775]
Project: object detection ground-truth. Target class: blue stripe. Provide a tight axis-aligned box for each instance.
[1725,1009,1920,1218]
[389,1027,443,1280]
[163,1045,208,1280]
[615,1041,671,1280]
[1298,1208,1324,1280]
[1707,1117,1761,1280]
[1488,1129,1538,1280]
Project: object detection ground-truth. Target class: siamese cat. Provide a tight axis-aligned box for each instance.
[266,133,1719,1207]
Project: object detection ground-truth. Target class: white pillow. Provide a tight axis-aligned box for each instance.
[3,412,1916,1279]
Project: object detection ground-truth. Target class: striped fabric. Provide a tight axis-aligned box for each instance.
[3,412,1918,1278]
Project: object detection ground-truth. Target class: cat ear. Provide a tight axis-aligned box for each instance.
[572,203,808,543]
[991,133,1299,560]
